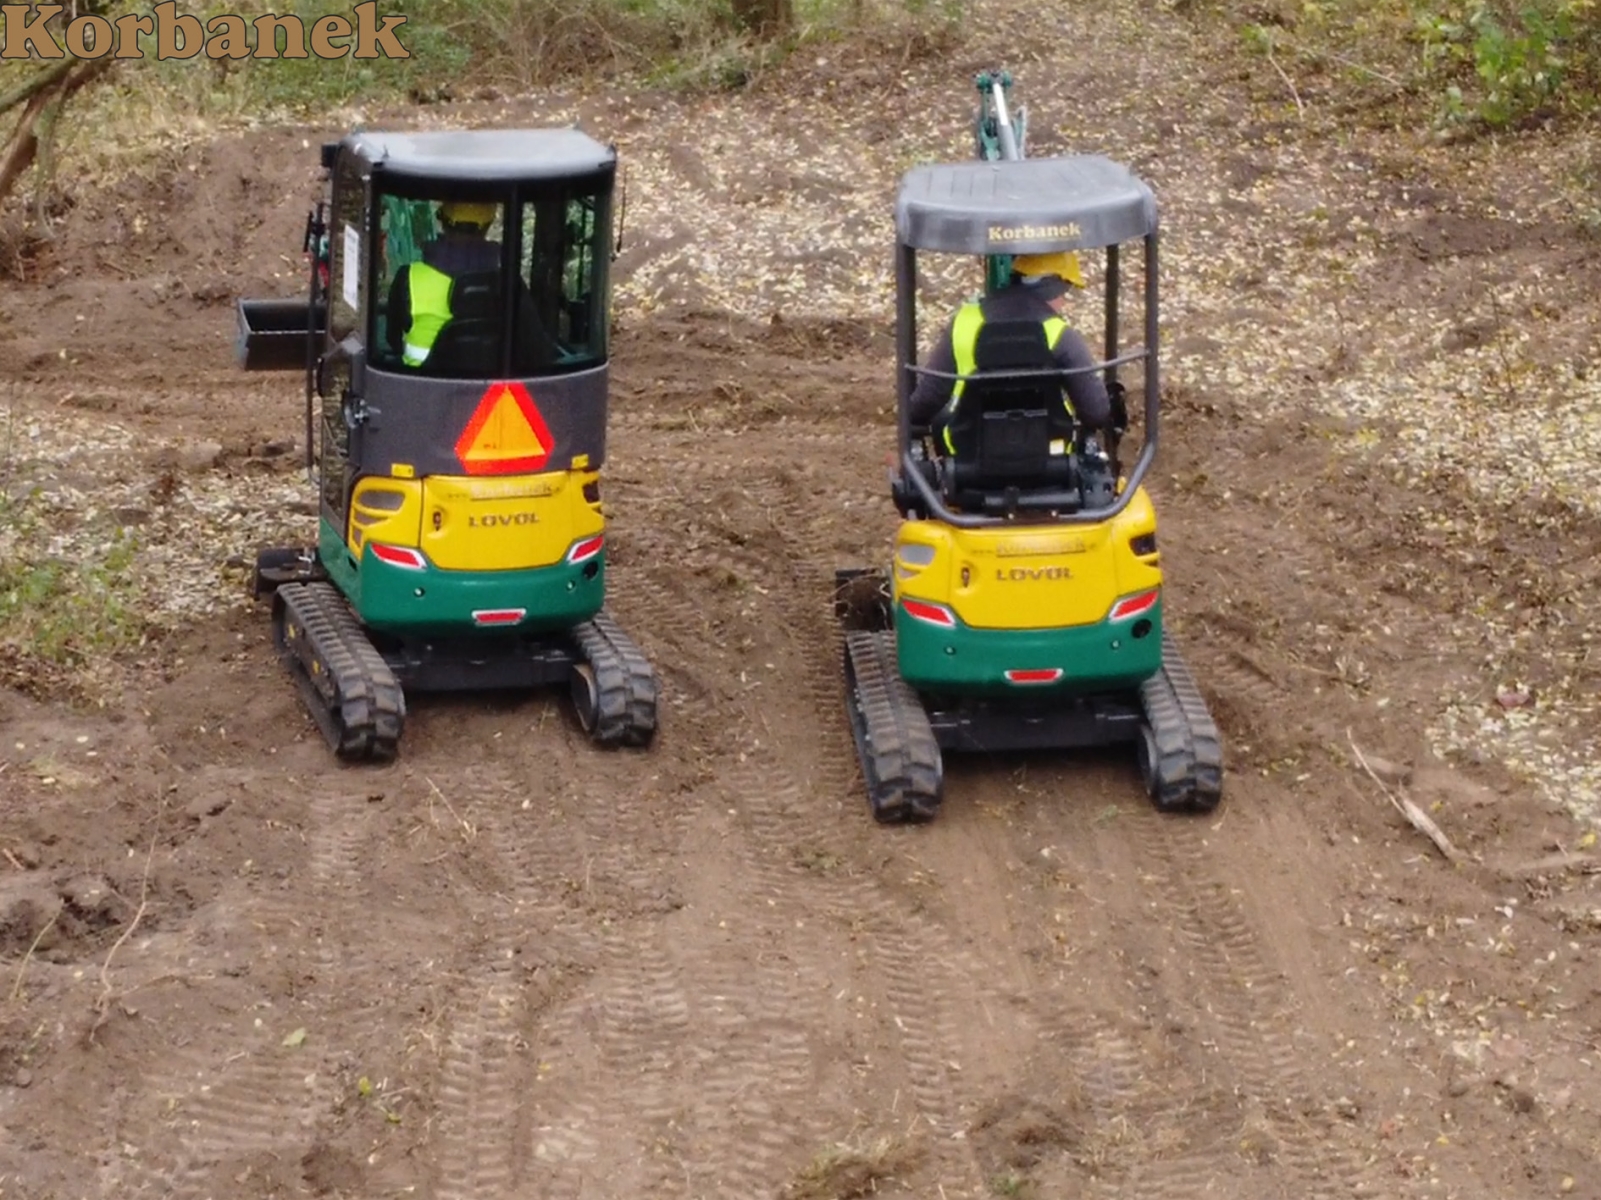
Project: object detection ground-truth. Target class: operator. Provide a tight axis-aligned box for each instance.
[387,200,502,369]
[907,251,1115,454]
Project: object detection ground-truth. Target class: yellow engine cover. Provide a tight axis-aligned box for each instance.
[348,470,603,571]
[892,486,1162,630]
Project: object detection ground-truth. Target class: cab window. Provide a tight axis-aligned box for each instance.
[371,193,508,377]
[511,189,609,375]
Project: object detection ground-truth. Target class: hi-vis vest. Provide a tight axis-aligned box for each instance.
[402,262,455,367]
[943,300,1072,454]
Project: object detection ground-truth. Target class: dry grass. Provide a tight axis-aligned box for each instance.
[780,1134,921,1199]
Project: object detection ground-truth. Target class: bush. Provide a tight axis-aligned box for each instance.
[1417,0,1598,127]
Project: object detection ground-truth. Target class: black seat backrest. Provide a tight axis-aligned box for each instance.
[427,269,503,375]
[945,317,1076,485]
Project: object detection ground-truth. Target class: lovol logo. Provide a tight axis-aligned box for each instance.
[468,512,539,527]
[997,565,1072,582]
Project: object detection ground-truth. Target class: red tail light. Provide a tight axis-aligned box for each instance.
[566,535,604,564]
[1005,668,1063,685]
[901,599,957,627]
[371,543,426,570]
[472,608,526,626]
[1108,589,1159,621]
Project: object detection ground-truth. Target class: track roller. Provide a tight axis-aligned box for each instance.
[568,610,658,747]
[844,629,944,823]
[272,581,406,762]
[1137,630,1224,813]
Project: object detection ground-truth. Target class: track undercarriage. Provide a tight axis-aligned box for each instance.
[836,570,1222,824]
[256,549,658,761]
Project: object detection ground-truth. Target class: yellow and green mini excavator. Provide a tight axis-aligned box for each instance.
[835,75,1223,823]
[237,129,657,762]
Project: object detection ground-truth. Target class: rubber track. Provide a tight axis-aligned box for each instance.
[843,629,944,823]
[275,581,405,762]
[570,609,659,747]
[1138,630,1224,812]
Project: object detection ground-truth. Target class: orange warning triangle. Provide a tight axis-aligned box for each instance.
[454,382,554,475]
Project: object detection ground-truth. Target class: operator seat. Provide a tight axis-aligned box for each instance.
[939,318,1080,513]
[424,270,503,376]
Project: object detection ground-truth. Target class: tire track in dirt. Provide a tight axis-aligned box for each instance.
[715,466,1003,1195]
[419,756,694,1200]
[133,776,386,1200]
[1100,805,1373,1199]
[599,454,999,1193]
[610,520,845,1195]
[906,756,1225,1192]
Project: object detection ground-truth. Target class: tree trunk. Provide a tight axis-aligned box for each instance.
[0,57,116,209]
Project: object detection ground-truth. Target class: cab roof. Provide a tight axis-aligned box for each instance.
[895,155,1158,255]
[336,128,616,182]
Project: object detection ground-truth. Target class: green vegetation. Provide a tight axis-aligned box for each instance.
[1228,0,1601,132]
[1,0,963,210]
[0,489,145,673]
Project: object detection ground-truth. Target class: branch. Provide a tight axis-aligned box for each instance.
[0,60,73,117]
[1266,42,1305,118]
[1348,730,1463,864]
[0,55,116,209]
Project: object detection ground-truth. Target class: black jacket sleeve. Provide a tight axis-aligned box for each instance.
[907,315,959,429]
[1053,325,1112,429]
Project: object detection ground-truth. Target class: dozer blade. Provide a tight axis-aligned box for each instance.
[252,545,327,599]
[567,609,659,748]
[843,629,943,823]
[272,581,406,762]
[834,567,892,632]
[1136,630,1224,813]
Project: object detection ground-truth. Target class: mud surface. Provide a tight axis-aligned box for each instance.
[3,13,1601,1199]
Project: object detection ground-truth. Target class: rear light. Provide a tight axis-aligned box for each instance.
[1005,668,1063,685]
[566,535,604,564]
[371,543,426,570]
[472,608,526,626]
[902,599,956,627]
[1130,532,1157,556]
[1108,589,1159,621]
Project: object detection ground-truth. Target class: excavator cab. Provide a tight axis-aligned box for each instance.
[236,129,657,762]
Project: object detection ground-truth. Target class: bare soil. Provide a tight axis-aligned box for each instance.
[3,9,1601,1199]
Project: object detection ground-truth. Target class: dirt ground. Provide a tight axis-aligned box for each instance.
[3,5,1601,1198]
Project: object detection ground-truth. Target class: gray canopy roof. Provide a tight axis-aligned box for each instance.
[343,128,616,182]
[895,155,1158,255]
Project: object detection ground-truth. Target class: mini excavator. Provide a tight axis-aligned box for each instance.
[236,129,657,761]
[835,74,1223,822]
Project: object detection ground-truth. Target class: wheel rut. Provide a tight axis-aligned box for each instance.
[1103,804,1374,1198]
[129,777,388,1200]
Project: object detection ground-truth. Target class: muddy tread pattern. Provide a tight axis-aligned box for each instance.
[1123,810,1375,1199]
[127,780,385,1200]
[844,629,944,823]
[1139,630,1224,812]
[274,581,405,762]
[570,608,659,747]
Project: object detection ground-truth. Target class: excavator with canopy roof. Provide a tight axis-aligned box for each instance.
[834,76,1223,823]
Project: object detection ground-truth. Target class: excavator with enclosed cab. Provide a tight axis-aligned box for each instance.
[236,128,657,761]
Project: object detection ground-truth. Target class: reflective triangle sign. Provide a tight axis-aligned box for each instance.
[454,382,554,475]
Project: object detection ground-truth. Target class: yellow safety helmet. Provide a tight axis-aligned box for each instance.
[439,200,497,229]
[1012,250,1085,289]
